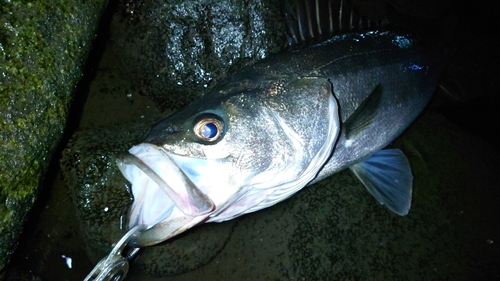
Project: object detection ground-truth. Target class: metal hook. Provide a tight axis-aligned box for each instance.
[84,225,146,281]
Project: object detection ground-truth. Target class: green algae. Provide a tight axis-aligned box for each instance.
[0,0,107,274]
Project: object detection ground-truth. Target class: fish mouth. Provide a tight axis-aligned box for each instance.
[116,143,215,247]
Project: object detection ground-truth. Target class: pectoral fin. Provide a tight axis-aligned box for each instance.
[343,84,383,139]
[349,148,413,216]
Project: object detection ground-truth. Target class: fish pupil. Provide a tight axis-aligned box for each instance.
[201,123,218,139]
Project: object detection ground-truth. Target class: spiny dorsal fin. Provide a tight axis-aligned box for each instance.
[284,0,387,47]
[343,84,383,139]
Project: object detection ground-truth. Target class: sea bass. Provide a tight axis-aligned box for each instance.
[117,30,441,247]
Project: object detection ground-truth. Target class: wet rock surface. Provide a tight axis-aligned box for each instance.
[0,0,107,275]
[112,0,287,110]
[61,124,143,262]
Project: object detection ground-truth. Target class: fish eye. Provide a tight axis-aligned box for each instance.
[193,115,224,143]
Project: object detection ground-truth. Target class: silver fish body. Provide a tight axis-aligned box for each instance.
[117,30,441,247]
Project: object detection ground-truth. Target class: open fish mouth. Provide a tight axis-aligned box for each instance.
[116,143,215,247]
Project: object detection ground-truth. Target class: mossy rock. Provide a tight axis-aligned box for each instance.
[0,0,108,275]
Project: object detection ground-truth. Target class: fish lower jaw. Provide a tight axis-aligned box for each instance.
[128,208,211,247]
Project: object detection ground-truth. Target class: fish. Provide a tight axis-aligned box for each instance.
[116,3,444,247]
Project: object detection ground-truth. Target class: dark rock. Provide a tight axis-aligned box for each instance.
[111,0,288,110]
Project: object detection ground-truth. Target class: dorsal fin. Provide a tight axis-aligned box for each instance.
[284,0,387,47]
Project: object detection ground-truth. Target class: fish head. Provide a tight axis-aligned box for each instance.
[117,75,340,247]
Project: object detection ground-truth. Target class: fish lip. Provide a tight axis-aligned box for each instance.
[116,143,216,246]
